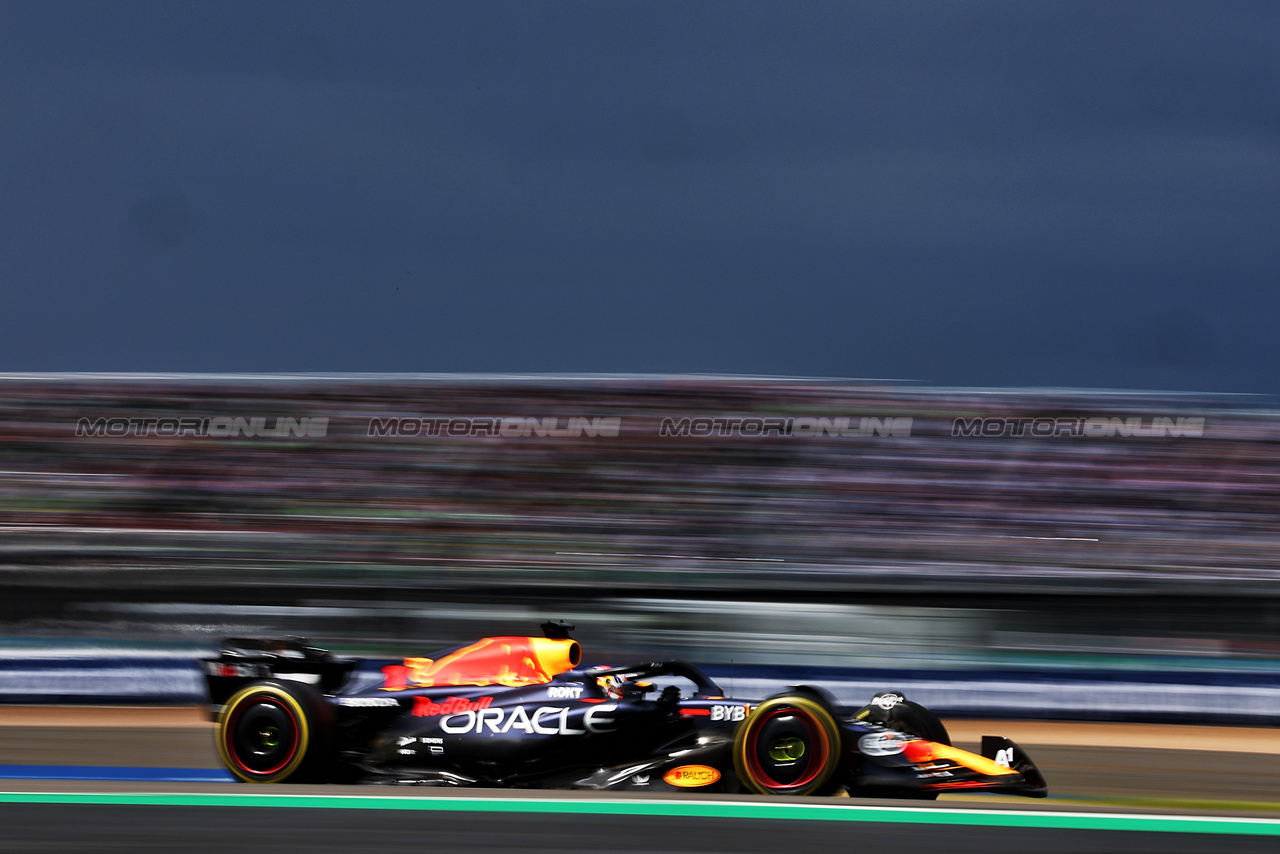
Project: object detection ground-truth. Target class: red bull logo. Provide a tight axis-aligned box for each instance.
[380,637,581,690]
[412,696,493,717]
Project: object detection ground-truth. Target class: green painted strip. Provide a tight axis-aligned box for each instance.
[2,791,1280,836]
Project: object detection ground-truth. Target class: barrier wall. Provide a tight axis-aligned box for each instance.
[3,653,1276,724]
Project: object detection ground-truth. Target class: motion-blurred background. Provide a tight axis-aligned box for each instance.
[4,2,1280,732]
[2,375,1276,722]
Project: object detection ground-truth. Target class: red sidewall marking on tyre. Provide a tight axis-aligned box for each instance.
[226,695,300,778]
[744,706,829,790]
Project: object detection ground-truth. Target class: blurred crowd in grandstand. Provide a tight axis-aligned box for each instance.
[0,374,1276,599]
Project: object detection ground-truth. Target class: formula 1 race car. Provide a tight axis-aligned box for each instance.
[203,623,1047,798]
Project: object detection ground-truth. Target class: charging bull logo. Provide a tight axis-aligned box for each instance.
[381,637,581,690]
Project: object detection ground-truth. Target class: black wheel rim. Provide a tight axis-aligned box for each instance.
[227,695,299,776]
[745,706,827,790]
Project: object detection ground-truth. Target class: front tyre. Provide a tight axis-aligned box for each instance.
[733,694,841,796]
[216,681,331,783]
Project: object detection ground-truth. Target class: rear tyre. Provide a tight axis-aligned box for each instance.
[216,680,333,783]
[733,694,841,796]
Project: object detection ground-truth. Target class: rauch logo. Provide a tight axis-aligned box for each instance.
[663,765,721,787]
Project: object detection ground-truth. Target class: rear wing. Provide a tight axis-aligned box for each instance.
[201,637,357,719]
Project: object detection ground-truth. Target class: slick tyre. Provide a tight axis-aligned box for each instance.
[733,694,841,796]
[216,680,333,783]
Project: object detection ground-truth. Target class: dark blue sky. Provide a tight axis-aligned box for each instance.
[2,2,1278,394]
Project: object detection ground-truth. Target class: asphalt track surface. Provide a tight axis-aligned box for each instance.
[2,708,1278,853]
